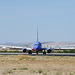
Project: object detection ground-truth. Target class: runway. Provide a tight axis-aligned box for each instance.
[0,53,75,56]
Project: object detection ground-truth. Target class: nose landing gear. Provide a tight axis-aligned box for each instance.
[36,51,38,54]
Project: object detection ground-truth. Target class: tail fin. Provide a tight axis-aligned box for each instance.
[37,26,38,41]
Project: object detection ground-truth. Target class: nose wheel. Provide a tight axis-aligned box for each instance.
[36,51,38,54]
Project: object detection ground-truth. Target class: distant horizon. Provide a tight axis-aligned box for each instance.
[0,41,75,44]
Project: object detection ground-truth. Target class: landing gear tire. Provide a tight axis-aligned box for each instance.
[36,51,38,55]
[28,50,32,54]
[43,52,46,55]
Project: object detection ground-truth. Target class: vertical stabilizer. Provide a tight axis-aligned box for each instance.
[37,26,38,41]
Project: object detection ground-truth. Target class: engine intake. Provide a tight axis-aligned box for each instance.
[47,49,52,53]
[22,49,27,53]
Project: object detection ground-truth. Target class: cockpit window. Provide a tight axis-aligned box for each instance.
[35,44,39,45]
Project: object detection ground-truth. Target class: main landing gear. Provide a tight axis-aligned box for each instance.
[43,50,46,55]
[28,50,32,54]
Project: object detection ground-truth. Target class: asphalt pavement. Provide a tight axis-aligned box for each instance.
[0,53,75,56]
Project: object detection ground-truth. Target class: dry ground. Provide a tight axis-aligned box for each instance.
[0,55,75,75]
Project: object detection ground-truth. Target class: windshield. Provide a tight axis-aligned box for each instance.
[35,44,39,45]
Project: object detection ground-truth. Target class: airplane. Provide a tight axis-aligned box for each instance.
[22,26,53,55]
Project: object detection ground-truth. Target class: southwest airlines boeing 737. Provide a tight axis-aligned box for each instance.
[22,27,53,55]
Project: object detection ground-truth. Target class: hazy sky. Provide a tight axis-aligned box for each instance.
[0,0,75,43]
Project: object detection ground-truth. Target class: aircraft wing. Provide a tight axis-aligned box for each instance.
[42,47,53,53]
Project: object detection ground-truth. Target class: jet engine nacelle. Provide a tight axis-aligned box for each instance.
[47,49,53,53]
[22,48,32,53]
[22,48,27,53]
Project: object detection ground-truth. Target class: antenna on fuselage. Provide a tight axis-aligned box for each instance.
[37,25,38,41]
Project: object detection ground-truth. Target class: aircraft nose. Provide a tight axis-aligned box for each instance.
[35,46,39,50]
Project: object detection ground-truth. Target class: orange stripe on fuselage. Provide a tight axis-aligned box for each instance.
[32,48,42,52]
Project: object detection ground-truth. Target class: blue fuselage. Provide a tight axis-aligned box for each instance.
[33,41,42,51]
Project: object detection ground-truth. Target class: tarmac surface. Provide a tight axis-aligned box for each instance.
[0,53,75,56]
